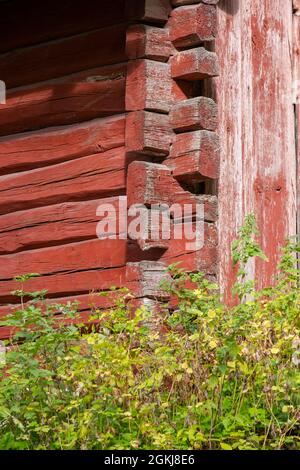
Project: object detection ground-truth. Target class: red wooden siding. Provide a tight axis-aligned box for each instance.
[0,0,220,338]
[216,0,298,301]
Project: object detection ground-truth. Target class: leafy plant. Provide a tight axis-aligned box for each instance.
[0,217,299,450]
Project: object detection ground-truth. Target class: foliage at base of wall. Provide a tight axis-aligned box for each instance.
[0,216,299,450]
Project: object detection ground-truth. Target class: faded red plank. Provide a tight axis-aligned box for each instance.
[293,6,300,239]
[217,0,297,301]
[0,239,130,282]
[126,24,174,62]
[0,266,130,304]
[0,64,126,136]
[0,115,125,175]
[167,130,220,180]
[0,24,127,89]
[0,147,126,214]
[169,3,217,47]
[0,197,121,254]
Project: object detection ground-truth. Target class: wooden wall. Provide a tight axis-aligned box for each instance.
[216,0,298,302]
[0,0,220,338]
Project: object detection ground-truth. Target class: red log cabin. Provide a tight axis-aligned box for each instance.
[0,0,299,338]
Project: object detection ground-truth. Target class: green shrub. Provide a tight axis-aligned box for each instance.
[0,216,299,450]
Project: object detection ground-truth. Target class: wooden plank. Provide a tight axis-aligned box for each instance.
[0,197,121,254]
[125,110,173,156]
[126,24,174,62]
[169,3,217,47]
[170,97,218,132]
[0,230,219,284]
[167,130,220,180]
[0,24,127,89]
[172,1,218,5]
[0,290,134,321]
[293,4,300,242]
[126,59,172,113]
[127,161,218,220]
[0,64,126,137]
[0,260,168,304]
[161,223,218,274]
[0,239,131,282]
[0,266,130,303]
[170,47,219,80]
[216,0,297,301]
[0,147,126,214]
[0,115,125,175]
[0,0,126,53]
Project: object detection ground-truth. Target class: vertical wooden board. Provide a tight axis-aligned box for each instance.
[293,7,300,239]
[216,0,297,302]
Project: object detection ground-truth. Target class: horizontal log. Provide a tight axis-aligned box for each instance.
[1,24,128,89]
[0,64,126,136]
[0,289,138,321]
[0,147,126,214]
[163,246,218,274]
[172,1,219,5]
[0,259,168,303]
[0,327,11,339]
[161,222,218,274]
[0,115,125,175]
[126,24,174,62]
[127,162,172,207]
[125,0,171,23]
[170,97,218,132]
[0,265,130,303]
[170,4,217,47]
[0,239,131,282]
[0,0,126,53]
[168,131,220,180]
[0,197,122,254]
[172,193,218,222]
[170,47,219,80]
[126,59,172,113]
[125,111,173,156]
[127,161,218,221]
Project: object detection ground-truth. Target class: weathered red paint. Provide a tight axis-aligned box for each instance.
[1,0,296,339]
[216,0,297,302]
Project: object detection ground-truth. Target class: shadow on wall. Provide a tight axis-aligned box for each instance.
[218,0,239,15]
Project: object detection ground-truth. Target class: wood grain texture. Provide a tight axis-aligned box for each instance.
[0,115,125,175]
[126,24,174,62]
[0,197,121,254]
[126,59,172,113]
[167,130,220,180]
[0,266,129,303]
[125,110,173,156]
[293,7,300,242]
[0,24,128,89]
[170,97,218,132]
[0,64,126,136]
[172,1,218,5]
[0,147,126,214]
[127,161,218,221]
[216,0,297,301]
[170,3,217,47]
[170,47,219,80]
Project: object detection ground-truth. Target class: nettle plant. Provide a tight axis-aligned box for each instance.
[0,215,299,450]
